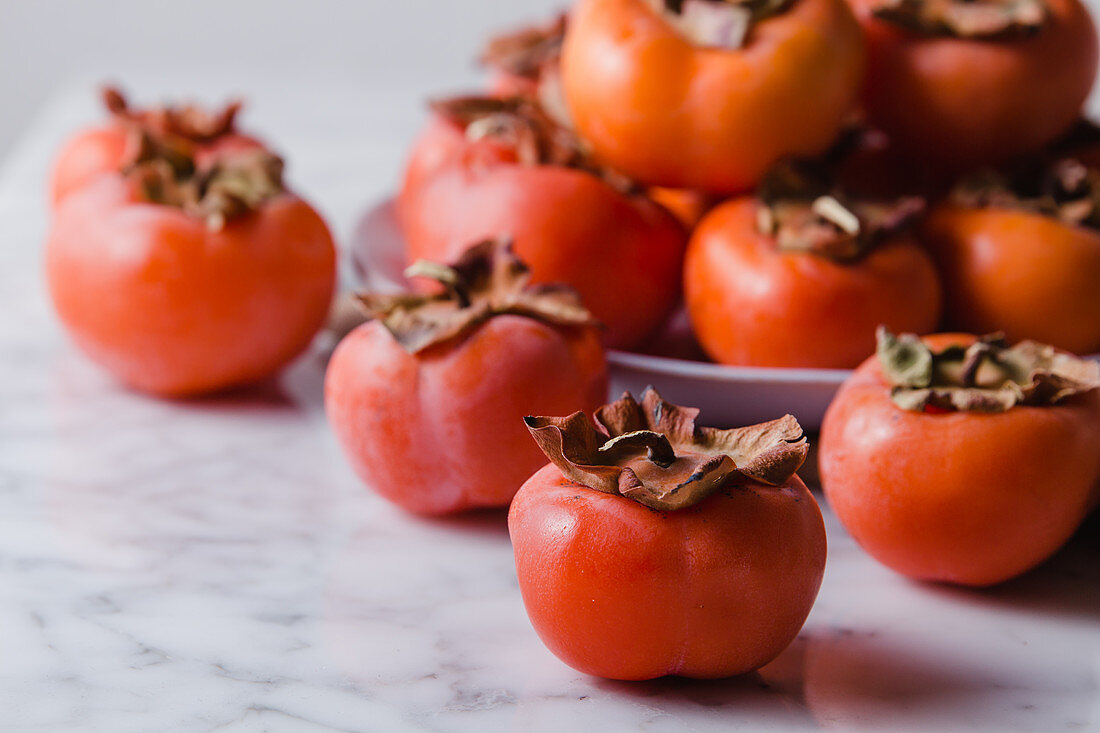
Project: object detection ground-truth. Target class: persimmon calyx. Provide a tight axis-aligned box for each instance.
[129,145,286,231]
[480,14,567,81]
[103,86,243,142]
[525,388,808,511]
[354,239,599,354]
[645,0,795,49]
[953,157,1100,229]
[871,0,1047,39]
[429,95,636,192]
[878,327,1100,413]
[757,160,925,262]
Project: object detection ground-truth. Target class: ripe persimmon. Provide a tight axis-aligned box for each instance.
[684,160,942,368]
[398,95,686,350]
[926,158,1100,355]
[849,0,1098,171]
[46,143,336,397]
[820,329,1100,586]
[50,87,264,207]
[510,388,825,680]
[560,0,865,193]
[325,241,608,516]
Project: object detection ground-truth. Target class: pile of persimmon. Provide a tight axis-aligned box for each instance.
[46,89,336,397]
[419,0,1100,366]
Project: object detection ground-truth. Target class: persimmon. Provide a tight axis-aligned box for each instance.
[50,87,264,207]
[398,95,687,350]
[46,142,336,397]
[560,0,865,193]
[849,0,1098,171]
[325,241,608,516]
[684,159,942,368]
[821,329,1100,586]
[510,388,824,680]
[926,157,1100,355]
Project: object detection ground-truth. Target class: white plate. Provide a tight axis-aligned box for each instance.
[347,198,850,430]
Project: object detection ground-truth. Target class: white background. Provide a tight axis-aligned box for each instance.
[0,0,563,157]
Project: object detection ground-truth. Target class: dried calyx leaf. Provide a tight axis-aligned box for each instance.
[878,327,1100,413]
[644,0,795,49]
[872,0,1047,38]
[952,156,1100,229]
[757,158,925,262]
[430,95,637,193]
[525,388,808,511]
[128,142,286,231]
[103,86,243,143]
[480,14,566,81]
[355,239,599,353]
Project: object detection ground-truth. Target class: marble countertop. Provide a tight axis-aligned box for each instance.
[1,80,1098,733]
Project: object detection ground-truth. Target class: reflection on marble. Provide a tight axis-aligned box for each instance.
[0,82,1097,732]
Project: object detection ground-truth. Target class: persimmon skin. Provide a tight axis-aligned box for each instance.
[684,197,942,368]
[46,175,336,397]
[820,334,1100,587]
[849,0,1098,171]
[50,123,264,207]
[925,205,1100,356]
[561,0,865,193]
[325,318,608,516]
[509,464,827,681]
[399,124,687,351]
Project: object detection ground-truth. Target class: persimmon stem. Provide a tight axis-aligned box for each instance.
[404,260,472,308]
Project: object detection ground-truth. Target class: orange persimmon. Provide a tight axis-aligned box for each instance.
[398,96,686,350]
[510,389,825,680]
[46,146,336,397]
[849,0,1098,171]
[325,241,608,516]
[560,0,865,193]
[821,330,1100,586]
[50,87,264,207]
[925,158,1100,355]
[684,163,941,368]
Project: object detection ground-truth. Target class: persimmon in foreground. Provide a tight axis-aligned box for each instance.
[685,156,942,368]
[561,0,865,193]
[509,389,826,680]
[47,134,336,397]
[399,94,686,350]
[325,240,608,516]
[50,87,264,207]
[821,329,1100,587]
[926,156,1100,355]
[849,0,1097,171]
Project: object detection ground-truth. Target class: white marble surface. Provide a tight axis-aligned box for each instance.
[1,80,1098,733]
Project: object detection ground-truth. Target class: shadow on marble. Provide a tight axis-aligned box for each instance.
[916,513,1100,622]
[409,508,512,541]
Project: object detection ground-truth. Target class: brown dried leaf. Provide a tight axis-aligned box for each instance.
[879,328,1100,413]
[355,239,599,354]
[102,86,243,142]
[872,0,1047,39]
[952,156,1100,229]
[526,388,808,511]
[480,14,566,81]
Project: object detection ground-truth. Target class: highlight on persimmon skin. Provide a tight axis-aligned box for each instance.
[684,159,942,369]
[848,0,1098,172]
[820,330,1100,587]
[509,389,826,680]
[46,148,336,398]
[49,87,265,207]
[924,158,1100,356]
[398,96,687,351]
[560,0,866,193]
[325,241,609,517]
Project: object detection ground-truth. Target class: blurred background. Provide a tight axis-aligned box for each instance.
[0,0,566,158]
